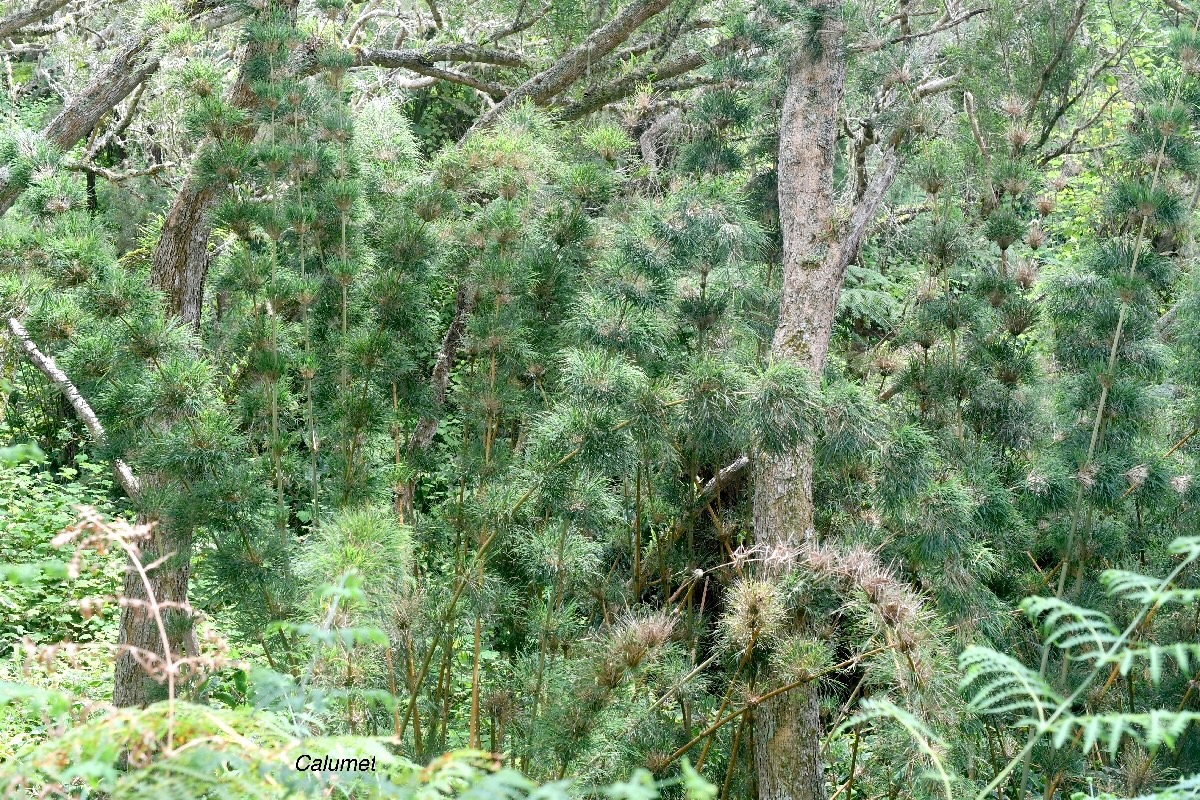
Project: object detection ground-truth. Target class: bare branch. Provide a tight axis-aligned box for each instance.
[65,160,175,182]
[424,0,443,28]
[486,3,550,44]
[838,144,901,275]
[1030,10,1144,153]
[1037,89,1120,166]
[963,90,994,200]
[0,0,70,38]
[6,317,141,498]
[557,36,745,120]
[469,0,678,133]
[1164,0,1198,18]
[851,6,990,53]
[350,43,529,70]
[86,80,147,160]
[699,455,750,502]
[915,73,958,97]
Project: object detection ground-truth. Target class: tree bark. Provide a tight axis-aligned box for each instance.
[113,519,195,707]
[148,178,217,330]
[752,2,904,792]
[751,5,846,800]
[0,0,70,38]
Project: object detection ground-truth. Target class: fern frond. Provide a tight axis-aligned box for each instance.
[1105,774,1200,800]
[1097,642,1200,683]
[1020,596,1119,659]
[1102,568,1200,606]
[1052,711,1200,757]
[959,646,1063,724]
[1168,535,1200,559]
[834,698,956,799]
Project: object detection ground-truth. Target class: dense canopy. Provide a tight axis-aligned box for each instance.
[2,0,1200,798]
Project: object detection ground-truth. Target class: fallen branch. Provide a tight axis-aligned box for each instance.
[0,0,71,38]
[65,160,176,183]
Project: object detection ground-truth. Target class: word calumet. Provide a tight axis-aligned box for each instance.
[294,754,378,771]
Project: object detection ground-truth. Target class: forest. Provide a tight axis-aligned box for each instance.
[2,0,1200,797]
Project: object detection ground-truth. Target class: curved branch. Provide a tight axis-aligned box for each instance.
[851,6,990,53]
[557,35,744,120]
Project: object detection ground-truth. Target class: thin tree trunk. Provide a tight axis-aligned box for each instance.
[752,0,902,787]
[148,0,288,328]
[751,5,846,799]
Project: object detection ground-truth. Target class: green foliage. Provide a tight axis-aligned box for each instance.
[0,684,714,798]
[6,0,1200,797]
[0,458,121,646]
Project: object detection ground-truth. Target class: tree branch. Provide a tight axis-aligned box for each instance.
[486,3,550,44]
[1036,89,1120,166]
[557,36,744,120]
[837,143,901,276]
[1030,11,1143,154]
[6,317,141,498]
[351,43,529,69]
[65,160,175,182]
[1026,0,1088,115]
[851,6,990,53]
[469,0,678,132]
[915,73,958,97]
[0,0,70,38]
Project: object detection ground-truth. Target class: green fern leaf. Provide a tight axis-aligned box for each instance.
[959,646,1064,724]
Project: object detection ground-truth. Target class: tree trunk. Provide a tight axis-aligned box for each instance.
[149,178,216,329]
[751,5,847,799]
[113,518,195,707]
[0,38,159,218]
[0,6,241,220]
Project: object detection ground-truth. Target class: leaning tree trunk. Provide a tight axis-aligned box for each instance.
[752,4,847,799]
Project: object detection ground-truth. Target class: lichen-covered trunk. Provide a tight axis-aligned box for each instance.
[113,517,194,707]
[752,4,847,799]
